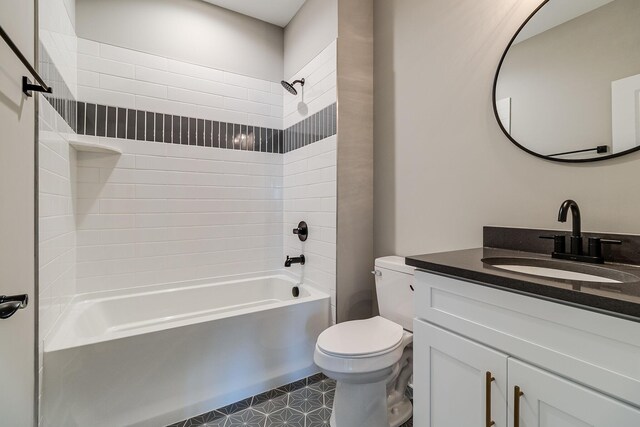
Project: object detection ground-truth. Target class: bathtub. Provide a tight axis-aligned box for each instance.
[42,274,330,427]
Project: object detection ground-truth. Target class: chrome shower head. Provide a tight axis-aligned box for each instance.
[281,78,305,95]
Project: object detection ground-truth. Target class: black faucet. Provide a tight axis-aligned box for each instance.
[540,200,621,264]
[558,199,582,255]
[284,255,305,267]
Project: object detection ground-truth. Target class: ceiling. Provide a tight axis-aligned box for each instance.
[201,0,307,27]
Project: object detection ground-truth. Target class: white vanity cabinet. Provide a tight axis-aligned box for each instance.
[508,358,640,427]
[413,321,508,427]
[412,270,640,427]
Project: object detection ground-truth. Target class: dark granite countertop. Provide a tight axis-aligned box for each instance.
[406,248,640,321]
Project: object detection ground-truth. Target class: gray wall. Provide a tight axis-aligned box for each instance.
[76,0,284,81]
[373,0,640,259]
[497,0,640,156]
[0,0,36,423]
[336,0,374,322]
[284,0,337,78]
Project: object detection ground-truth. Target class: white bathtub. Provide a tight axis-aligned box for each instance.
[42,274,330,427]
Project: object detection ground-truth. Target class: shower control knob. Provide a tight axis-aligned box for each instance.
[293,221,308,241]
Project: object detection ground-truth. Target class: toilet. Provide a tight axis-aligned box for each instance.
[314,256,415,427]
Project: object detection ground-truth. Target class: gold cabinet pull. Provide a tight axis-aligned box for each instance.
[514,385,524,427]
[485,371,495,427]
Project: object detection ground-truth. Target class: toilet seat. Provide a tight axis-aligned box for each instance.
[314,317,411,376]
[317,316,404,357]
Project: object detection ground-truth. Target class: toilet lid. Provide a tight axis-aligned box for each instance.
[317,316,404,357]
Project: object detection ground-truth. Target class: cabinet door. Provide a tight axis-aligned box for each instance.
[508,359,640,427]
[414,320,508,427]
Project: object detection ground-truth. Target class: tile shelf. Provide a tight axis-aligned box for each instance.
[69,140,122,155]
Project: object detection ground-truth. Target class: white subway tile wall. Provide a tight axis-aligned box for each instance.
[284,40,337,130]
[283,137,337,321]
[36,6,339,422]
[39,28,338,348]
[77,38,283,130]
[282,41,338,321]
[40,0,78,99]
[74,136,284,293]
[39,102,77,342]
[38,0,78,420]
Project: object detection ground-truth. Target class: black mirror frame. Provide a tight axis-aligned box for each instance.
[492,0,640,163]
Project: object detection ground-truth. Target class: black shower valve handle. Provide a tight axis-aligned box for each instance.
[293,221,308,241]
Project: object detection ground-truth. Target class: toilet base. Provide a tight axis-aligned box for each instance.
[328,380,413,427]
[330,378,389,427]
[388,396,412,427]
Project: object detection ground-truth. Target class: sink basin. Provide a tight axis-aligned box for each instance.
[481,257,640,284]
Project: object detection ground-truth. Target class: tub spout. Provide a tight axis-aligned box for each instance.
[285,255,305,267]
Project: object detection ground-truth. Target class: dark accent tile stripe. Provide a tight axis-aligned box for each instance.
[225,123,234,150]
[219,122,226,148]
[136,110,146,141]
[232,124,239,149]
[172,115,181,144]
[205,120,212,148]
[240,124,247,150]
[39,44,77,132]
[189,118,197,146]
[197,119,204,147]
[146,111,155,142]
[213,121,220,148]
[96,104,106,137]
[127,109,136,140]
[155,113,164,143]
[85,103,96,136]
[72,99,340,155]
[247,126,254,152]
[181,117,189,145]
[282,103,337,153]
[260,128,267,153]
[77,102,85,135]
[107,106,117,138]
[117,108,126,139]
[164,114,172,144]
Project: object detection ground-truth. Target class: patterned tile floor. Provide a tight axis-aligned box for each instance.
[168,373,413,427]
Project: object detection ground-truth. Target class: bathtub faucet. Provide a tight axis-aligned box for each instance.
[285,255,305,267]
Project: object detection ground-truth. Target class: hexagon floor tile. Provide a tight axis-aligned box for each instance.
[166,373,413,427]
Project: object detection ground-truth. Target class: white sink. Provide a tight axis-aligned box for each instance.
[481,257,639,284]
[491,264,621,283]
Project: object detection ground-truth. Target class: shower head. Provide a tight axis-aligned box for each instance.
[281,78,305,95]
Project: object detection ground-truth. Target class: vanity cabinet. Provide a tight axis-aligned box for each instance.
[412,270,640,427]
[508,359,640,427]
[414,320,640,427]
[413,321,508,427]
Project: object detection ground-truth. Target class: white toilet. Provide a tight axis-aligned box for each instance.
[314,256,415,427]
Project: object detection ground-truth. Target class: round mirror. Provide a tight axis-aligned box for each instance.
[493,0,640,162]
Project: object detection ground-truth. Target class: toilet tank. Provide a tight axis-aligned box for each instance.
[374,256,416,331]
